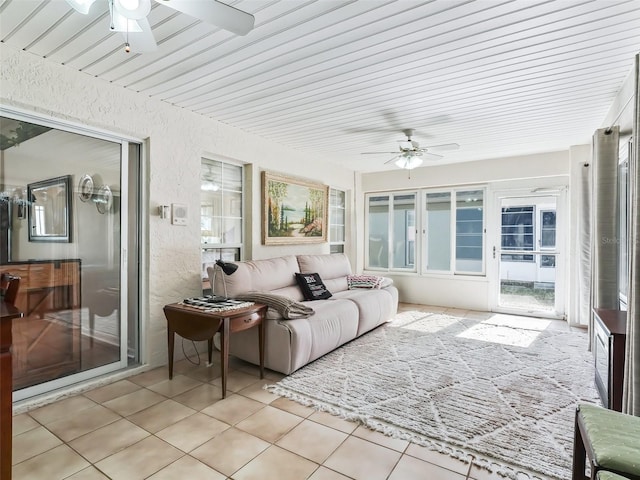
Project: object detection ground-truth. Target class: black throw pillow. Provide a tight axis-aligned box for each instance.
[295,272,332,301]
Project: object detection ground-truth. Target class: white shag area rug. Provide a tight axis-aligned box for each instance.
[266,310,600,480]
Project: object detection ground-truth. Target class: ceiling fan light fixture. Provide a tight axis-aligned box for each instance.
[114,0,151,19]
[65,0,98,15]
[395,154,423,170]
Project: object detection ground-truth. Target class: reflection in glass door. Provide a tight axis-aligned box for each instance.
[494,193,565,318]
[1,113,139,401]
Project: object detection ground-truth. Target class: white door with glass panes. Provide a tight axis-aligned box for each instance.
[490,190,566,318]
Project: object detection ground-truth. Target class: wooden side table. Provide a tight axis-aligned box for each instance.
[163,302,267,398]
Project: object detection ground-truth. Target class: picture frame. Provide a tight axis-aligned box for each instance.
[27,175,72,243]
[262,171,328,245]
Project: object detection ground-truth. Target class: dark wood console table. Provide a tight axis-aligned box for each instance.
[593,308,627,411]
[163,303,267,398]
[1,301,24,480]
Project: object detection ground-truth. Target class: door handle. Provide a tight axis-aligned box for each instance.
[493,246,496,259]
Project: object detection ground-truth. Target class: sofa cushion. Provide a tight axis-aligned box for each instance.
[288,298,359,367]
[211,255,300,298]
[295,272,332,300]
[297,254,351,293]
[334,287,399,336]
[226,297,359,374]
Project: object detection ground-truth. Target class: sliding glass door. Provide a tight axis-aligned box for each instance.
[0,111,140,401]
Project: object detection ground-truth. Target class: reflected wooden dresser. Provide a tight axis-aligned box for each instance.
[0,259,81,390]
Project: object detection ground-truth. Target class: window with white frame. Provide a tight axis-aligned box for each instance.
[329,188,345,254]
[200,159,243,282]
[424,192,451,271]
[393,194,416,268]
[366,192,417,270]
[367,188,485,274]
[455,190,484,273]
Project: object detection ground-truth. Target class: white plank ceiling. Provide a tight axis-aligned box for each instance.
[1,0,639,172]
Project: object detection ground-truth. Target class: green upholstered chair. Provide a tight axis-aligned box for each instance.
[573,403,640,480]
[597,472,633,480]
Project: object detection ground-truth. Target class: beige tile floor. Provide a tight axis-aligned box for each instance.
[13,304,562,480]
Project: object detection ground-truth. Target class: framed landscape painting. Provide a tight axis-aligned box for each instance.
[262,171,328,245]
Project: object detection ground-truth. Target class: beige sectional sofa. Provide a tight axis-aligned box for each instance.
[208,254,398,374]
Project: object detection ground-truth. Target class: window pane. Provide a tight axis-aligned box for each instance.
[225,191,242,217]
[330,225,344,242]
[392,194,416,269]
[332,207,345,225]
[202,218,223,244]
[619,159,629,300]
[223,218,242,244]
[330,189,345,208]
[222,162,242,191]
[330,188,346,245]
[540,210,556,248]
[541,230,556,247]
[329,188,345,243]
[368,195,389,268]
[456,190,483,272]
[425,192,451,271]
[201,159,242,248]
[501,206,534,256]
[541,254,556,268]
[330,244,344,254]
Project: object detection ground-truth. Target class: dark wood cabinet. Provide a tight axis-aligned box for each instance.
[592,308,627,412]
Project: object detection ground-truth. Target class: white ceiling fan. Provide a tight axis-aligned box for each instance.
[65,0,255,52]
[361,129,460,170]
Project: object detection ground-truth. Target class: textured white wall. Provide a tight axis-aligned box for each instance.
[1,43,355,368]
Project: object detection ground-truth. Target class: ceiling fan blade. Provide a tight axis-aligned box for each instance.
[158,0,255,35]
[65,0,98,14]
[384,156,400,165]
[425,143,460,151]
[346,127,400,134]
[120,17,158,52]
[361,152,399,155]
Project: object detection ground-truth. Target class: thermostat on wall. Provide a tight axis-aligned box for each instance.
[171,203,188,226]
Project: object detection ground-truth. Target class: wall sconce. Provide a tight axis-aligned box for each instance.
[94,185,112,214]
[158,205,170,219]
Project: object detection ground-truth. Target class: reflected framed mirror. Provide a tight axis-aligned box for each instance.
[28,175,72,242]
